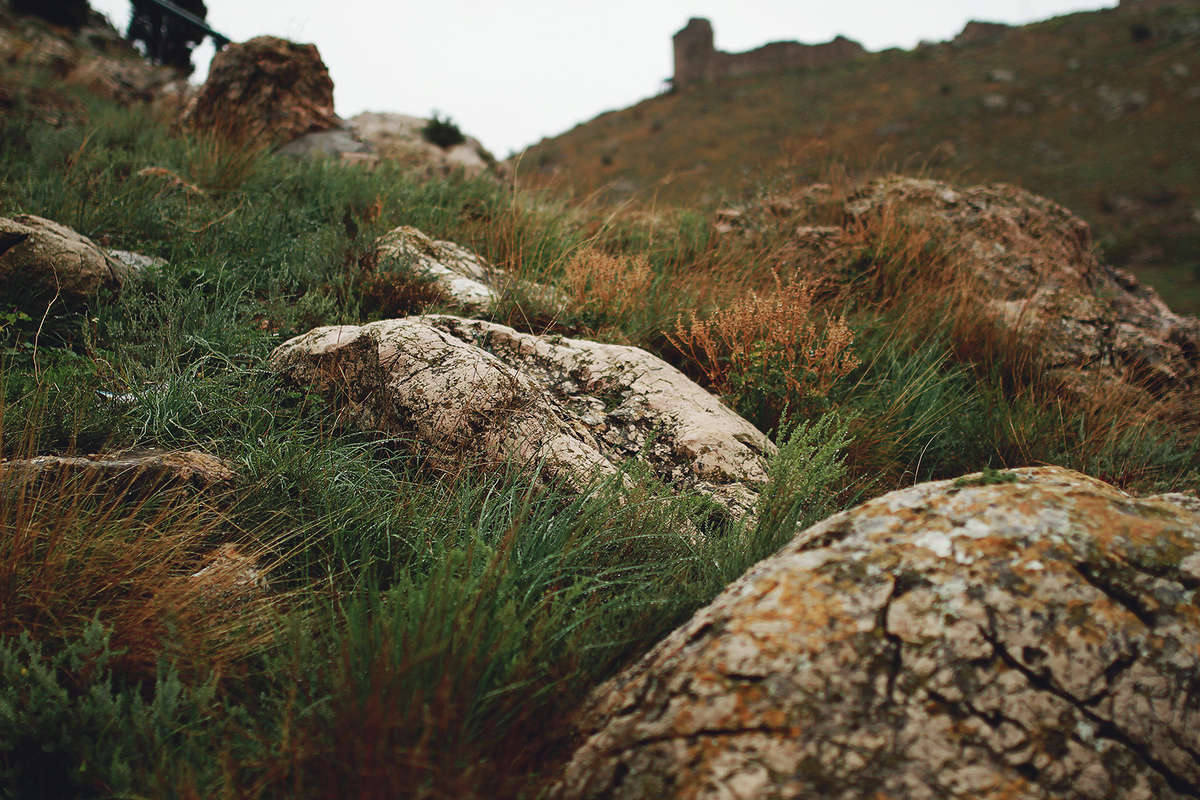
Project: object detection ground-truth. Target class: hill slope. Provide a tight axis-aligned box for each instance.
[520,4,1200,312]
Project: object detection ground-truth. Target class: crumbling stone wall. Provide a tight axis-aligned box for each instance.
[1118,0,1200,9]
[672,17,865,88]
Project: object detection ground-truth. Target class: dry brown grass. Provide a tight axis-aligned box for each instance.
[0,456,279,684]
[561,247,654,322]
[670,273,859,430]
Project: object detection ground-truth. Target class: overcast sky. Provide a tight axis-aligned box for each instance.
[88,1,1117,157]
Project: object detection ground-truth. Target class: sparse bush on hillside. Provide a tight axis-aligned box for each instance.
[421,111,467,149]
[561,247,655,337]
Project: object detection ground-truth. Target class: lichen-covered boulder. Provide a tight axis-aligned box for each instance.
[558,466,1200,800]
[181,36,340,147]
[0,214,132,311]
[268,315,774,517]
[348,112,502,180]
[841,177,1200,396]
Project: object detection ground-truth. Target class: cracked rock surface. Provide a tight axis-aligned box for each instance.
[557,466,1200,800]
[268,315,774,516]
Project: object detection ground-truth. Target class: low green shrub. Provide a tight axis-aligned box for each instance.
[421,112,467,149]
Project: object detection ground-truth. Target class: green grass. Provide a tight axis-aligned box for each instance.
[0,38,1197,798]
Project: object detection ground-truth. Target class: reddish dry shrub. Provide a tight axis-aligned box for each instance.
[671,273,859,430]
[562,248,653,316]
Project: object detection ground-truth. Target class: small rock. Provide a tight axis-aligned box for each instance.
[369,225,562,314]
[0,214,130,312]
[982,92,1009,110]
[189,543,268,608]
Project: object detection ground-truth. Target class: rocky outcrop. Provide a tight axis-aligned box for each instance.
[0,8,186,106]
[841,177,1200,397]
[181,36,340,147]
[348,112,501,179]
[0,214,134,311]
[559,466,1200,800]
[268,315,774,517]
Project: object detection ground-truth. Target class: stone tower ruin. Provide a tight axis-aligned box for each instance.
[672,18,866,88]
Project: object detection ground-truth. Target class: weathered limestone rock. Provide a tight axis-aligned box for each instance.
[0,449,237,498]
[268,315,775,516]
[68,55,188,105]
[559,466,1200,800]
[275,121,375,163]
[371,226,500,312]
[181,36,340,147]
[348,112,501,179]
[0,214,132,310]
[840,177,1200,397]
[368,226,562,314]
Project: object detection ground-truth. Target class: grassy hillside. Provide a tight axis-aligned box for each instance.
[520,4,1200,313]
[1,6,1198,798]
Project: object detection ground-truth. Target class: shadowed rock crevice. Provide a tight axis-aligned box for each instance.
[982,626,1200,798]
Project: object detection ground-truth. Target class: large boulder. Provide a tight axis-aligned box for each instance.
[348,112,503,179]
[181,36,340,147]
[558,466,1200,800]
[268,315,774,517]
[846,179,1200,388]
[0,214,133,311]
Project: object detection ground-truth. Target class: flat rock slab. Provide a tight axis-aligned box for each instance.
[268,315,775,517]
[0,449,237,498]
[559,466,1200,800]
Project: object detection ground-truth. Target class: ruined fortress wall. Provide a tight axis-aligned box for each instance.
[1119,0,1200,9]
[672,18,865,87]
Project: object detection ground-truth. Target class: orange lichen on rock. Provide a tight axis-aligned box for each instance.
[558,466,1200,800]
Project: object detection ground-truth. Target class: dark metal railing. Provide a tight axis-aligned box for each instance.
[139,0,232,49]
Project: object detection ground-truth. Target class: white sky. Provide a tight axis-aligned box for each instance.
[88,1,1117,158]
